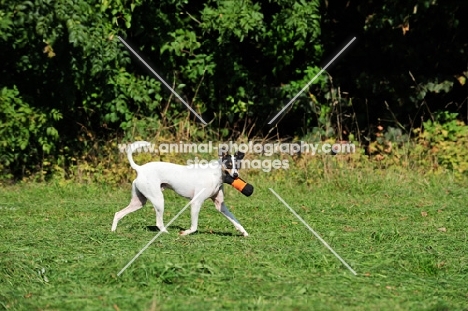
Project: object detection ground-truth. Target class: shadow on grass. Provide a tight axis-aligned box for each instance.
[145,225,239,236]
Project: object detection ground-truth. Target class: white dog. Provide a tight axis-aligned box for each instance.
[111,141,249,236]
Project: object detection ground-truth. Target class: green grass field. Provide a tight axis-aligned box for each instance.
[1,168,467,310]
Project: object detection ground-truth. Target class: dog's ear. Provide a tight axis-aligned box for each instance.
[234,151,245,160]
[219,148,229,158]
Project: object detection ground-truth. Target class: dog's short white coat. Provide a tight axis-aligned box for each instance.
[111,141,249,236]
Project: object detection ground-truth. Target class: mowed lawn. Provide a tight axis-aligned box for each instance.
[0,169,467,310]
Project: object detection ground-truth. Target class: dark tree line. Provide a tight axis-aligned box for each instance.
[1,0,467,178]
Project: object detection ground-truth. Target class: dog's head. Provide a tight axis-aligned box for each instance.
[220,149,245,178]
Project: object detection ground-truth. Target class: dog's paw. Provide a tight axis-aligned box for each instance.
[242,231,249,237]
[179,229,194,236]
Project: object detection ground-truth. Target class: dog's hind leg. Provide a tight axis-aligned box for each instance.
[212,190,249,236]
[142,192,167,233]
[112,185,147,231]
[133,177,168,233]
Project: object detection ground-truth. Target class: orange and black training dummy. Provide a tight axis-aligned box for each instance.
[223,174,254,197]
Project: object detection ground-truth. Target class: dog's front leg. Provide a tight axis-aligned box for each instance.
[179,200,203,236]
[212,190,249,236]
[219,203,249,236]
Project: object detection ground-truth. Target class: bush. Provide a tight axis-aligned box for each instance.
[0,86,61,179]
[415,112,468,176]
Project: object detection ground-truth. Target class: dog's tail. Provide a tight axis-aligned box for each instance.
[126,141,152,171]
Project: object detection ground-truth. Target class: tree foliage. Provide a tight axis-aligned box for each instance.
[0,0,467,179]
[322,0,467,133]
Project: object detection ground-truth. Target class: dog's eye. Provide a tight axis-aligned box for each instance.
[222,159,232,168]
